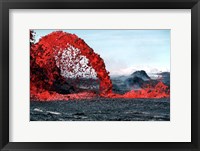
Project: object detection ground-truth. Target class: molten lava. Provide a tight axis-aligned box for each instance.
[30,31,169,101]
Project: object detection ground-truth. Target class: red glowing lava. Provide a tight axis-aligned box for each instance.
[30,30,169,101]
[122,81,170,98]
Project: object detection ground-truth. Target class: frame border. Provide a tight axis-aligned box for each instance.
[0,0,200,151]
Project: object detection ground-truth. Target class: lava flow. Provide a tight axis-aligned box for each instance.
[30,31,169,101]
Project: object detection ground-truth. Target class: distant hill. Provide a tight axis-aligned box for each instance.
[125,70,151,89]
[158,72,170,77]
[157,72,170,86]
[130,70,150,81]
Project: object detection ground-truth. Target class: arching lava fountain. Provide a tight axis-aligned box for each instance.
[30,31,169,101]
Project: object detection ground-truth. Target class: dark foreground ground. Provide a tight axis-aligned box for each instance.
[30,98,170,121]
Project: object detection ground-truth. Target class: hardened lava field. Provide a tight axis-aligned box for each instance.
[30,98,170,121]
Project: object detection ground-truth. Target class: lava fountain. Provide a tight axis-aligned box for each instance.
[30,31,169,101]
